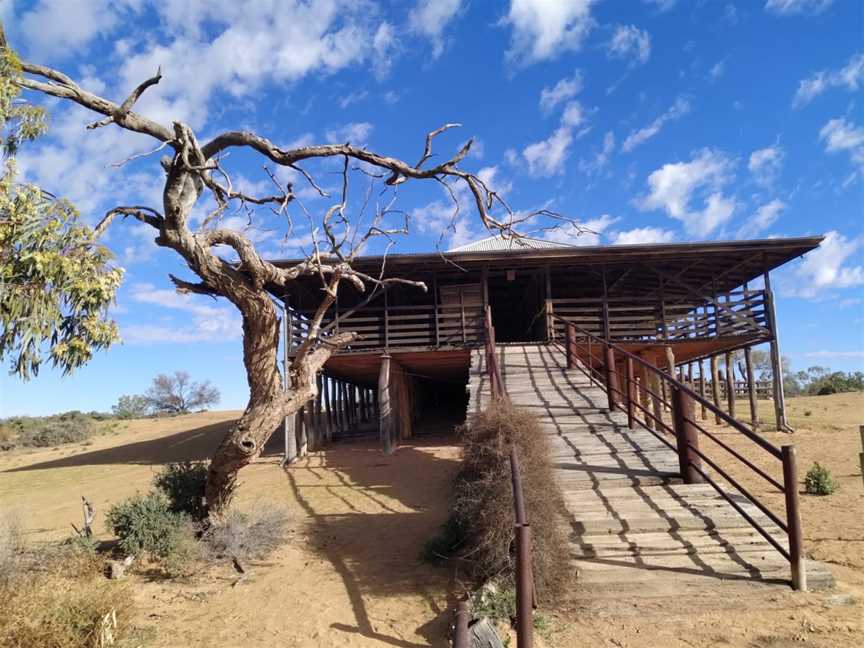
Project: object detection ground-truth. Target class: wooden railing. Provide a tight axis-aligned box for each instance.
[479,306,534,648]
[553,314,807,591]
[288,303,484,354]
[548,288,769,342]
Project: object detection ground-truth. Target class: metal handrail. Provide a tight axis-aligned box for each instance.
[482,305,534,648]
[550,313,807,591]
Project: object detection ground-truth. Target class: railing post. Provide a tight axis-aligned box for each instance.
[604,344,618,411]
[545,298,553,341]
[453,599,469,648]
[626,357,635,429]
[782,445,807,591]
[515,523,534,648]
[565,322,576,369]
[672,386,703,484]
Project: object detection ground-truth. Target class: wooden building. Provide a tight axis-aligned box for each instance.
[272,235,822,456]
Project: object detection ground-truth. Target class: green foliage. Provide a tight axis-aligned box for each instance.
[105,492,190,558]
[145,370,221,414]
[153,462,210,521]
[2,411,95,447]
[804,462,838,496]
[0,40,122,380]
[112,394,152,419]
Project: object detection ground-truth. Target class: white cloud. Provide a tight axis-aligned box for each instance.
[748,145,785,187]
[637,149,736,237]
[606,25,651,66]
[17,0,140,60]
[802,350,864,359]
[790,230,864,297]
[503,0,596,65]
[124,282,242,343]
[523,127,573,176]
[325,122,374,145]
[737,199,785,239]
[579,131,615,175]
[621,97,690,153]
[793,53,864,107]
[544,214,618,246]
[765,0,834,15]
[819,118,864,185]
[643,0,677,11]
[709,60,725,80]
[114,2,395,129]
[611,227,676,245]
[561,101,586,127]
[539,71,583,112]
[408,0,461,59]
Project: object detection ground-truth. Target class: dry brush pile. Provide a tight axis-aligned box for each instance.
[429,401,573,601]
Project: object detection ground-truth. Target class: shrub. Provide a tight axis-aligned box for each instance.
[804,462,838,496]
[153,462,210,521]
[4,412,95,448]
[112,394,152,419]
[430,402,572,598]
[202,502,290,562]
[106,492,188,558]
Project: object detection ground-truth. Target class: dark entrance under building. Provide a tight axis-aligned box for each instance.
[488,268,545,343]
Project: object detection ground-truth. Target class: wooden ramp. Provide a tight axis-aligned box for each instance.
[468,343,832,592]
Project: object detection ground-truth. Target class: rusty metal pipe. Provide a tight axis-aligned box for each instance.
[453,598,470,648]
[515,524,534,648]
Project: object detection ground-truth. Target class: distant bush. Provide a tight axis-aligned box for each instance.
[2,411,96,448]
[153,462,210,521]
[202,503,290,562]
[804,462,838,496]
[145,370,220,414]
[112,394,152,419]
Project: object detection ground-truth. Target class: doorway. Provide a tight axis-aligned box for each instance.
[487,269,544,343]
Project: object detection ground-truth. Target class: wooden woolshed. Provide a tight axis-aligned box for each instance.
[270,235,822,456]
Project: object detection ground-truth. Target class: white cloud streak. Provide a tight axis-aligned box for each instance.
[606,25,651,66]
[408,0,462,59]
[503,0,596,65]
[621,97,690,153]
[793,52,864,107]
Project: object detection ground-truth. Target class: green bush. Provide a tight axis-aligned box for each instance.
[2,412,95,448]
[153,462,210,521]
[112,394,152,419]
[804,462,838,496]
[105,492,189,558]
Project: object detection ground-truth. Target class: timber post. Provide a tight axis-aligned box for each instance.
[698,359,708,420]
[565,322,576,369]
[710,355,722,424]
[859,425,864,488]
[378,354,394,455]
[604,345,618,411]
[763,265,788,431]
[725,351,736,419]
[626,356,636,429]
[781,445,807,591]
[745,346,759,431]
[672,386,703,484]
[637,360,653,430]
[298,405,308,457]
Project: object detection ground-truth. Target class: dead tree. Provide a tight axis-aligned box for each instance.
[12,59,569,512]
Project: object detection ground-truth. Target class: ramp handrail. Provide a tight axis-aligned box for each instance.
[550,313,806,591]
[482,305,534,648]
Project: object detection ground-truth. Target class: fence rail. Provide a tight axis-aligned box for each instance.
[288,303,484,353]
[548,288,769,343]
[554,314,807,591]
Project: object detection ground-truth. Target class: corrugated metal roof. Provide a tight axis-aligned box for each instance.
[447,235,571,253]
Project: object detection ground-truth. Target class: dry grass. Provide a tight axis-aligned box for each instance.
[449,401,573,598]
[0,526,135,648]
[202,501,292,563]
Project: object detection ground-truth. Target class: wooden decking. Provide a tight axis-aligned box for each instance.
[467,343,832,591]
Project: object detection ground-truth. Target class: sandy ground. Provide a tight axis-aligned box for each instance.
[1,392,862,647]
[0,412,461,647]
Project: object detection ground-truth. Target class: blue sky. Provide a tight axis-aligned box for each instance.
[1,0,862,416]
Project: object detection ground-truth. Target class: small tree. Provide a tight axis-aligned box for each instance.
[112,394,152,419]
[145,371,220,414]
